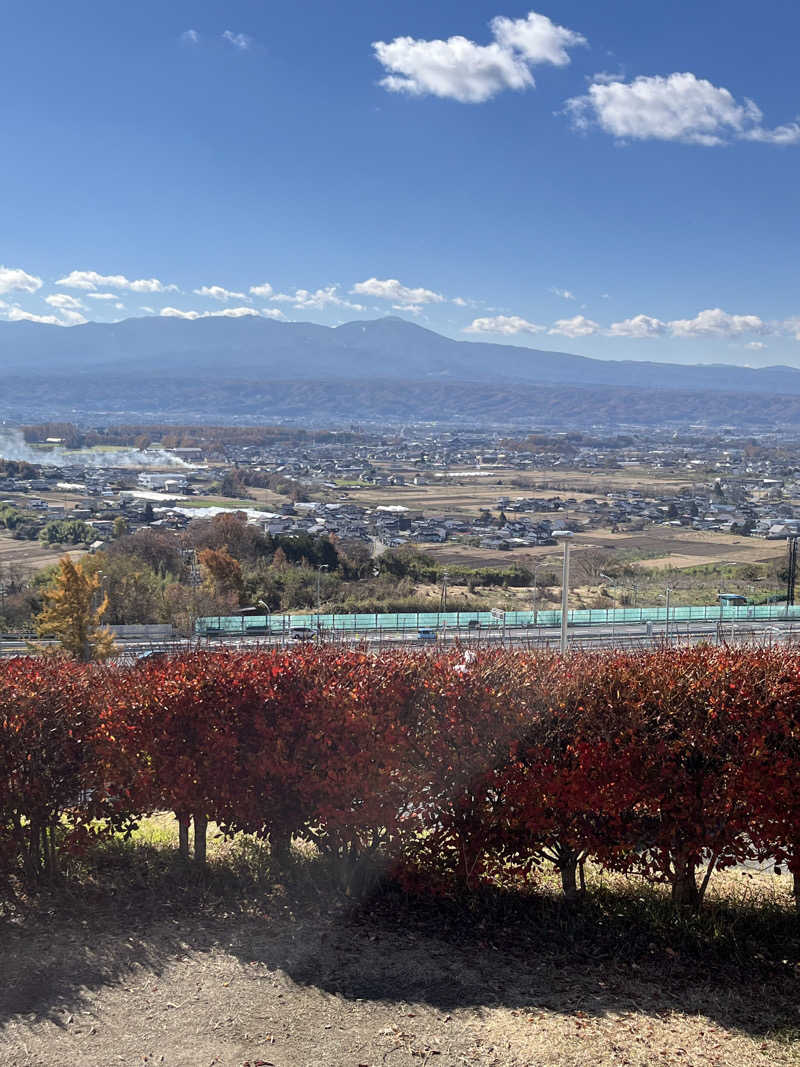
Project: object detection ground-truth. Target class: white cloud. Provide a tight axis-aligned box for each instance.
[490,12,586,67]
[7,306,62,326]
[464,314,545,335]
[160,306,264,321]
[45,293,85,311]
[160,307,200,320]
[59,309,88,325]
[272,286,364,311]
[262,308,285,320]
[56,270,177,293]
[222,30,252,51]
[393,303,422,315]
[181,29,199,45]
[193,284,248,302]
[86,292,118,301]
[452,296,468,307]
[249,281,273,298]
[550,287,575,300]
[746,341,767,350]
[608,314,666,338]
[208,306,260,318]
[352,277,444,305]
[668,308,768,337]
[0,265,42,295]
[140,306,155,314]
[549,314,600,337]
[565,72,800,146]
[374,9,584,103]
[783,317,800,341]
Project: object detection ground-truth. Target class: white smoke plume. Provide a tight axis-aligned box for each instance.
[0,429,188,469]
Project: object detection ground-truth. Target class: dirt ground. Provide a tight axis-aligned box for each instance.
[2,867,799,1067]
[1,908,796,1067]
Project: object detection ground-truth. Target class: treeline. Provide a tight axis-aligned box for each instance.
[21,423,360,450]
[3,646,800,912]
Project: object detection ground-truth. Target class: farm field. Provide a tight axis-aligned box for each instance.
[0,532,86,573]
[422,529,787,569]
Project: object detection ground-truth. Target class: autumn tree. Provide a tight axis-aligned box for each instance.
[198,546,244,600]
[36,557,116,662]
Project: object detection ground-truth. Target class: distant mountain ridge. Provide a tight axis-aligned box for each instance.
[3,313,800,397]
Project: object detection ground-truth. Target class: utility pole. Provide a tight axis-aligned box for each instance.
[664,585,672,645]
[553,531,573,654]
[316,563,329,631]
[440,568,449,613]
[786,536,798,617]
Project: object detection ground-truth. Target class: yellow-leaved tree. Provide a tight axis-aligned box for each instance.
[36,556,117,662]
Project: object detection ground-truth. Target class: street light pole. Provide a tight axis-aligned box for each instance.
[664,585,672,645]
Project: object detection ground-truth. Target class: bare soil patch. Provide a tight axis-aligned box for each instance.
[2,856,799,1067]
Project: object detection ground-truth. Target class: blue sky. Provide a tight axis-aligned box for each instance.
[2,1,799,366]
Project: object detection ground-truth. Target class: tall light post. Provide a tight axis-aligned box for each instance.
[553,530,573,654]
[657,585,674,645]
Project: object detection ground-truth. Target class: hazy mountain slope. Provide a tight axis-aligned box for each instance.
[2,314,800,395]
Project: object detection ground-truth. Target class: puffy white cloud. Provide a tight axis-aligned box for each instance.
[565,72,800,146]
[262,308,285,320]
[549,287,575,300]
[374,9,584,103]
[393,303,422,315]
[160,306,266,321]
[549,315,600,337]
[208,306,260,318]
[783,317,800,341]
[374,35,533,103]
[7,306,62,326]
[464,315,545,335]
[56,270,178,293]
[222,30,252,50]
[352,277,444,305]
[45,293,85,311]
[181,29,199,45]
[249,281,273,298]
[668,308,768,337]
[452,296,468,307]
[193,284,248,302]
[490,12,586,67]
[160,307,200,320]
[86,292,119,300]
[272,286,364,311]
[746,341,767,350]
[608,314,666,338]
[0,265,42,295]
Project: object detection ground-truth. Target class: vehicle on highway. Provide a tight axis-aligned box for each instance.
[291,626,317,642]
[417,628,437,642]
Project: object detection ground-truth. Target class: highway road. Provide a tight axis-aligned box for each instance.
[4,618,800,659]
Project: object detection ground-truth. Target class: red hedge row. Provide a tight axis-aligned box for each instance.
[2,646,799,907]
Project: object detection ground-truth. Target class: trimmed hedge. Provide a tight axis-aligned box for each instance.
[1,646,799,909]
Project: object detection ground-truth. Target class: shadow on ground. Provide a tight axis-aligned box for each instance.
[2,854,799,1044]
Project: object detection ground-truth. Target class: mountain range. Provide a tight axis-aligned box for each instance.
[3,314,800,426]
